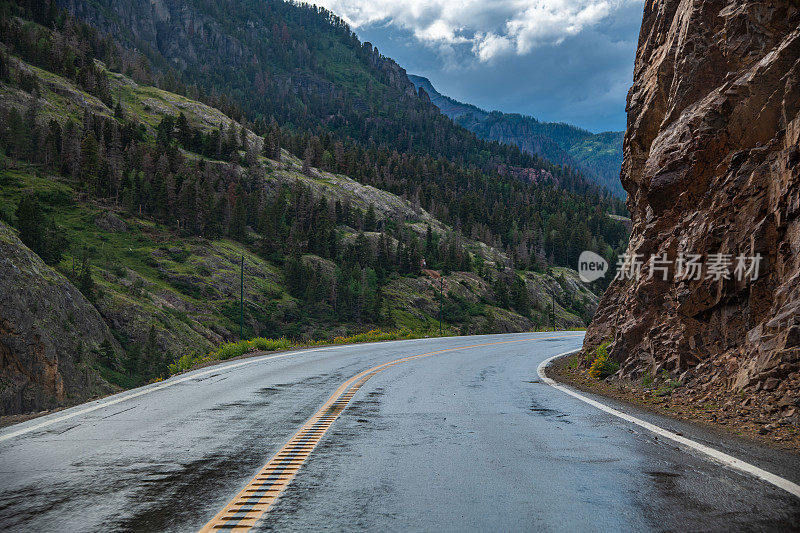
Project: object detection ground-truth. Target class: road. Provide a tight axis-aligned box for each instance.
[0,332,798,531]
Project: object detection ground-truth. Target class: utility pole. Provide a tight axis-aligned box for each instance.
[439,276,444,336]
[240,255,244,341]
[551,290,555,331]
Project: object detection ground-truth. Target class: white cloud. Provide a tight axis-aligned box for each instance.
[311,0,638,62]
[472,32,514,62]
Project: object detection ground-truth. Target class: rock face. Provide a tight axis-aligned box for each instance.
[585,1,800,401]
[0,222,116,415]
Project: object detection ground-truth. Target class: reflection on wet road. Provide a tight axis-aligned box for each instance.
[0,333,798,531]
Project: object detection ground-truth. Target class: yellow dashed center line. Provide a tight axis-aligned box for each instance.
[199,334,580,532]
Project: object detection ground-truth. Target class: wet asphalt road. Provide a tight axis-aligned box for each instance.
[0,332,798,532]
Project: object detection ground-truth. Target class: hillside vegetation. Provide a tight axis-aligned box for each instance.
[53,0,629,271]
[409,75,626,198]
[0,3,606,414]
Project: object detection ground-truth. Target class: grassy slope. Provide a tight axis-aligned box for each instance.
[0,54,598,387]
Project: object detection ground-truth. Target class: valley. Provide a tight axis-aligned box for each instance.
[0,2,620,415]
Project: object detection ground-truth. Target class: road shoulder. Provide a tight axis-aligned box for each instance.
[545,351,800,455]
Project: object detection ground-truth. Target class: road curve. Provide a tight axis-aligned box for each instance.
[0,332,798,532]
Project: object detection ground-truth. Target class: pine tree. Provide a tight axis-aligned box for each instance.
[80,131,99,190]
[377,233,389,270]
[15,195,44,255]
[96,339,116,367]
[225,121,238,156]
[45,119,62,165]
[425,225,435,262]
[493,278,509,308]
[264,120,281,160]
[78,247,96,302]
[176,112,190,146]
[142,325,164,378]
[364,204,376,231]
[354,232,371,267]
[284,254,305,298]
[0,50,9,81]
[239,123,249,153]
[23,96,40,161]
[42,216,67,265]
[302,143,313,175]
[511,275,531,316]
[409,237,422,275]
[230,194,248,239]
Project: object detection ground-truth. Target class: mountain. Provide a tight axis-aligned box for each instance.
[409,74,487,120]
[583,0,800,424]
[51,0,628,267]
[0,2,612,415]
[57,0,591,190]
[409,75,626,198]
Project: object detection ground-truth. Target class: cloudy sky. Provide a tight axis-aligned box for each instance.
[310,0,644,132]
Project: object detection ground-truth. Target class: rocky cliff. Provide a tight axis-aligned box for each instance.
[0,222,116,415]
[585,1,800,420]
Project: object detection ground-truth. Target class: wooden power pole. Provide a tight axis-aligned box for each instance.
[240,255,244,340]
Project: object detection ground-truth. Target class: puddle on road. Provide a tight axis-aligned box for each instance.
[114,453,265,532]
[468,366,498,388]
[529,399,572,423]
[646,471,681,479]
[205,400,250,411]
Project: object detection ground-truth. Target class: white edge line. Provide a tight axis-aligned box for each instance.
[537,350,800,500]
[0,346,334,443]
[0,333,568,443]
[0,335,460,442]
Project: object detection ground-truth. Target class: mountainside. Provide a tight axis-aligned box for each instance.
[50,0,628,272]
[56,0,595,192]
[0,220,117,414]
[409,75,626,198]
[0,3,609,415]
[584,1,800,425]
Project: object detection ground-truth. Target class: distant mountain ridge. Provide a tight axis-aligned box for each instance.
[411,75,486,120]
[409,75,625,198]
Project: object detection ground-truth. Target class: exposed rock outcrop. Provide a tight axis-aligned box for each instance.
[0,222,116,415]
[585,1,800,419]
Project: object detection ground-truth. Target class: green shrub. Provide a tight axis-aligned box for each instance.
[588,340,618,380]
[215,339,252,360]
[654,370,681,396]
[167,247,190,263]
[167,328,427,376]
[168,351,202,375]
[250,337,292,351]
